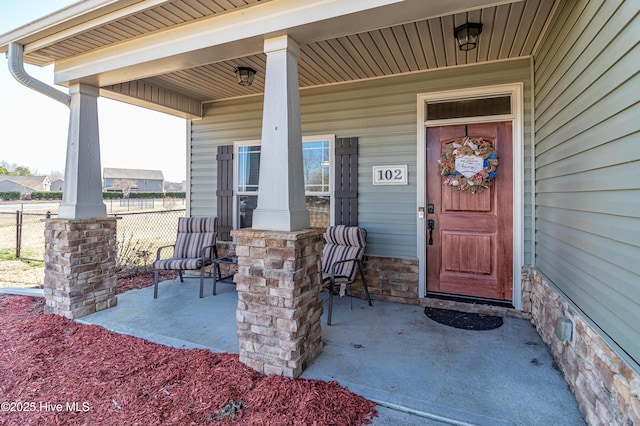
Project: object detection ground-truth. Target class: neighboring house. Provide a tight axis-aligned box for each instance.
[0,175,51,197]
[103,168,164,193]
[50,179,64,191]
[1,0,638,422]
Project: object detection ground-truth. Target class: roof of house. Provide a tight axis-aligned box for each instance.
[103,168,164,181]
[0,175,48,181]
[0,175,49,186]
[0,175,50,192]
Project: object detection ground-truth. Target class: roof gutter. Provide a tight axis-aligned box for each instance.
[7,42,71,107]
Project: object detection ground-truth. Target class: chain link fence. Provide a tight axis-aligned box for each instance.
[0,201,186,275]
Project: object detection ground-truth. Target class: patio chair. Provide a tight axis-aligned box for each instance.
[322,225,372,325]
[153,216,219,299]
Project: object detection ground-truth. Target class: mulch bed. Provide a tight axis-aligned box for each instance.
[0,275,377,425]
[115,270,174,294]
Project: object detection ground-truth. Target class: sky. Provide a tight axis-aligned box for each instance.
[0,1,187,182]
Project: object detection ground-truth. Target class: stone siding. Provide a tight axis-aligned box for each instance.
[526,268,640,425]
[361,256,419,304]
[232,228,324,379]
[43,218,118,319]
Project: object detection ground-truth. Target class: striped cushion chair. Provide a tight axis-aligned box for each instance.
[153,216,219,299]
[322,225,372,325]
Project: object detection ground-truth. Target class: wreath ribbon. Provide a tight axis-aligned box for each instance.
[438,137,499,194]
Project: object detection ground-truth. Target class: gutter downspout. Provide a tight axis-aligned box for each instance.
[7,42,71,107]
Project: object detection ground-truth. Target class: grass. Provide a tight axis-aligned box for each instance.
[0,200,185,288]
[0,252,44,288]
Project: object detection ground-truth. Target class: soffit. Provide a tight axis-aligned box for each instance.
[10,0,558,106]
[17,0,270,65]
[138,0,556,102]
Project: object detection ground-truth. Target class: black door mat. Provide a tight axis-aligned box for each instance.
[424,307,503,330]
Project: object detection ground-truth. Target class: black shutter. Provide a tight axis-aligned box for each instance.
[216,145,233,241]
[334,137,358,226]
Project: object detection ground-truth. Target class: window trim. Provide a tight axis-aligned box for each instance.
[232,134,335,230]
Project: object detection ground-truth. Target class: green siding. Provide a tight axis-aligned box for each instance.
[191,58,532,260]
[534,0,640,369]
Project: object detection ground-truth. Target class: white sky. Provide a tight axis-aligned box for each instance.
[0,1,187,182]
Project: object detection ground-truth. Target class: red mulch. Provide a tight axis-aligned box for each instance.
[115,270,174,294]
[0,283,377,425]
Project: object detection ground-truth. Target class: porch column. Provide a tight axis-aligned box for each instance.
[43,82,117,319]
[58,83,106,220]
[233,228,324,378]
[251,35,309,232]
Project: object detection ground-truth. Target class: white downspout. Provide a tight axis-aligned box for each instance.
[7,42,71,107]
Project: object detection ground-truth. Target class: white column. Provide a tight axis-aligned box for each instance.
[58,83,106,219]
[251,36,310,232]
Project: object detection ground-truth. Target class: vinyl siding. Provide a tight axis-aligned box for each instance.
[533,0,640,368]
[191,58,532,260]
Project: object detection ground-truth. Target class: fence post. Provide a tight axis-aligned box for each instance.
[15,210,22,258]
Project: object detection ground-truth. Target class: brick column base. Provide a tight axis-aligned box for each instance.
[232,228,323,378]
[44,218,118,319]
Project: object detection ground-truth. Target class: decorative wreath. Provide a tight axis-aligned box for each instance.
[438,137,499,194]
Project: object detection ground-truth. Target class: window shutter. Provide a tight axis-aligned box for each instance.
[334,137,358,226]
[216,145,233,241]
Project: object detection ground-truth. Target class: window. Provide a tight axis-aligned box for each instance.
[234,135,334,229]
[426,96,511,120]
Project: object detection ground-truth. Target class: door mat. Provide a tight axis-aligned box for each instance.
[424,307,503,330]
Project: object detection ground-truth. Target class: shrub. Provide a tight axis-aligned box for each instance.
[116,233,155,275]
[164,192,186,199]
[31,191,63,200]
[103,192,124,199]
[0,191,20,201]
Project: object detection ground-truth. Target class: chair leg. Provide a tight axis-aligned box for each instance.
[358,261,373,306]
[153,269,160,298]
[199,267,205,298]
[327,280,334,326]
[179,270,184,283]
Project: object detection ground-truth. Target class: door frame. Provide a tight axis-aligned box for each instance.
[416,83,524,309]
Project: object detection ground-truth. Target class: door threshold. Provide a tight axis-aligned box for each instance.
[426,292,514,309]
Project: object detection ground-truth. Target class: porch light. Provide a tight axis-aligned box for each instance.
[234,66,256,86]
[454,22,483,51]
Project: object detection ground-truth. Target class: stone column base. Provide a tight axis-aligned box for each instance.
[232,228,323,378]
[44,218,118,319]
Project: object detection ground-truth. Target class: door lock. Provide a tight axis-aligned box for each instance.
[427,204,434,214]
[427,219,435,245]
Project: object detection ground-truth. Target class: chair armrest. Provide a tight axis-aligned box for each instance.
[329,258,359,281]
[199,243,219,260]
[155,244,175,261]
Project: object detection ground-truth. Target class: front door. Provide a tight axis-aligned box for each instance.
[426,122,513,301]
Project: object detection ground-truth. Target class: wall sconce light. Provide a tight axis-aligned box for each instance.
[454,22,483,51]
[234,66,256,86]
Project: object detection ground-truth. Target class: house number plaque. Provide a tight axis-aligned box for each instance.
[372,165,408,185]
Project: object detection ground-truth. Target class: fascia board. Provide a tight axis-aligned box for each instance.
[53,0,405,86]
[0,0,146,57]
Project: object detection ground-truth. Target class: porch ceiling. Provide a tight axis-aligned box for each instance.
[141,0,557,103]
[3,0,558,114]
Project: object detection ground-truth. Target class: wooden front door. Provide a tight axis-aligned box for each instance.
[426,122,513,301]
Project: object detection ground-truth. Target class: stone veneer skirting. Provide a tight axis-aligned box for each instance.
[43,218,118,319]
[231,228,324,379]
[525,268,640,425]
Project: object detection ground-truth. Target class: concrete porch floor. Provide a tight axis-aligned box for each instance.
[78,277,586,426]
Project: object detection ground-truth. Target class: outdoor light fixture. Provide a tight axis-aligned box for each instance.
[234,66,256,86]
[454,22,483,51]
